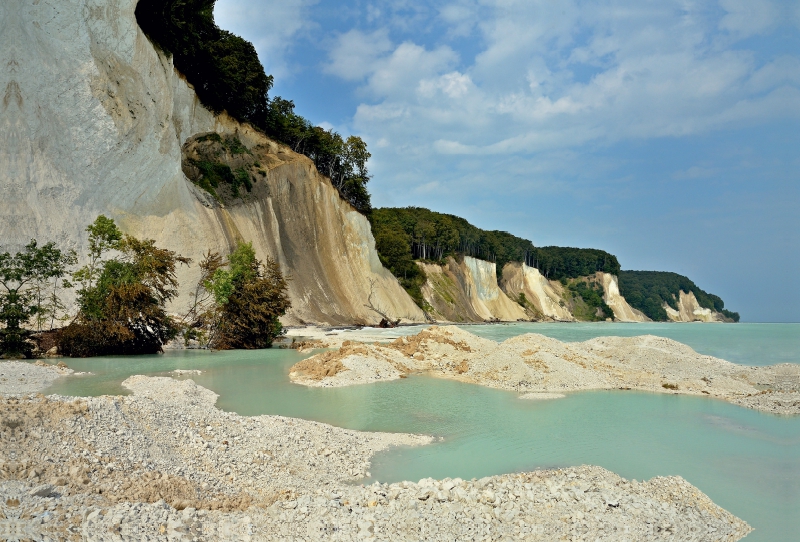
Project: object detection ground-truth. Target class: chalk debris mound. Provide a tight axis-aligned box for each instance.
[289,326,800,415]
[0,375,751,541]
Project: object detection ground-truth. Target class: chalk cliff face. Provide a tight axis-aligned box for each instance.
[0,0,423,325]
[419,257,527,322]
[598,273,650,322]
[664,291,723,323]
[500,263,574,321]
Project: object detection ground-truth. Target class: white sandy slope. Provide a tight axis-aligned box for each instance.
[664,291,726,322]
[599,272,650,322]
[418,257,528,322]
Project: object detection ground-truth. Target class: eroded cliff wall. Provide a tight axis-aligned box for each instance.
[598,273,650,322]
[0,0,424,325]
[500,263,574,321]
[419,257,527,322]
[664,291,725,323]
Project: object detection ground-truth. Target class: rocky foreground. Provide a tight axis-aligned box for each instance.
[290,326,800,415]
[0,362,753,541]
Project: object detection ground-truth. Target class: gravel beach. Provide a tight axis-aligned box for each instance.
[290,326,800,415]
[0,357,753,540]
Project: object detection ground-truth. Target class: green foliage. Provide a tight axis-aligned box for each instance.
[206,242,256,306]
[189,159,254,199]
[234,167,253,194]
[196,133,222,144]
[226,137,251,156]
[72,215,122,293]
[372,225,426,306]
[0,241,75,358]
[565,278,614,321]
[135,0,271,127]
[618,271,739,322]
[370,207,620,280]
[135,0,372,214]
[531,247,621,280]
[190,160,233,198]
[202,242,291,349]
[60,217,190,357]
[720,309,741,322]
[264,97,372,213]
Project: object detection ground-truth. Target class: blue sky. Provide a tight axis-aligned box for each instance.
[214,0,800,322]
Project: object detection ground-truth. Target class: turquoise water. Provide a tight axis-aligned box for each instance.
[462,322,800,365]
[42,323,800,541]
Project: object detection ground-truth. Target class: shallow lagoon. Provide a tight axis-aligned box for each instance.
[44,323,799,541]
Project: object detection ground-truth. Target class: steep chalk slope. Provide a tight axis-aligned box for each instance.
[500,263,574,321]
[462,257,528,321]
[418,260,485,322]
[419,257,527,322]
[0,0,423,325]
[664,291,722,323]
[598,273,650,322]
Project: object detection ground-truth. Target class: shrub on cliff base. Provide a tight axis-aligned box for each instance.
[0,241,75,358]
[59,217,189,357]
[201,242,290,349]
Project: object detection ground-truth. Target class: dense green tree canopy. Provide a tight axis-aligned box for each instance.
[370,207,620,279]
[618,271,739,322]
[59,217,190,357]
[201,242,291,349]
[135,0,372,214]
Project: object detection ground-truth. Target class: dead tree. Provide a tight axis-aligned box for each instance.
[364,278,400,327]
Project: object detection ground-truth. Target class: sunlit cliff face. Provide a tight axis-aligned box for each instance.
[0,0,422,325]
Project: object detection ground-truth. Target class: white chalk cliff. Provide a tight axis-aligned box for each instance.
[0,0,424,325]
[418,257,527,322]
[664,291,723,323]
[598,273,650,322]
[500,263,574,321]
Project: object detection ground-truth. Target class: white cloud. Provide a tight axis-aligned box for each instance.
[418,72,474,98]
[327,0,798,165]
[214,0,316,78]
[719,0,779,38]
[367,42,458,98]
[438,1,480,37]
[323,29,393,81]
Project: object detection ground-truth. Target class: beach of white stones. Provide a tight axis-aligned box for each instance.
[0,362,752,540]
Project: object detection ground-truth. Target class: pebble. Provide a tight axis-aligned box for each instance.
[0,366,753,540]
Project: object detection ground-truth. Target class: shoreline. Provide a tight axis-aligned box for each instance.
[289,325,800,416]
[0,365,752,541]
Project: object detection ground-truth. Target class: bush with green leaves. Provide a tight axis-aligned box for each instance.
[565,279,614,321]
[59,216,190,357]
[0,241,75,358]
[199,242,291,349]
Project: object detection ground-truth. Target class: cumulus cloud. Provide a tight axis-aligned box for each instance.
[325,32,459,100]
[319,0,799,165]
[324,29,393,81]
